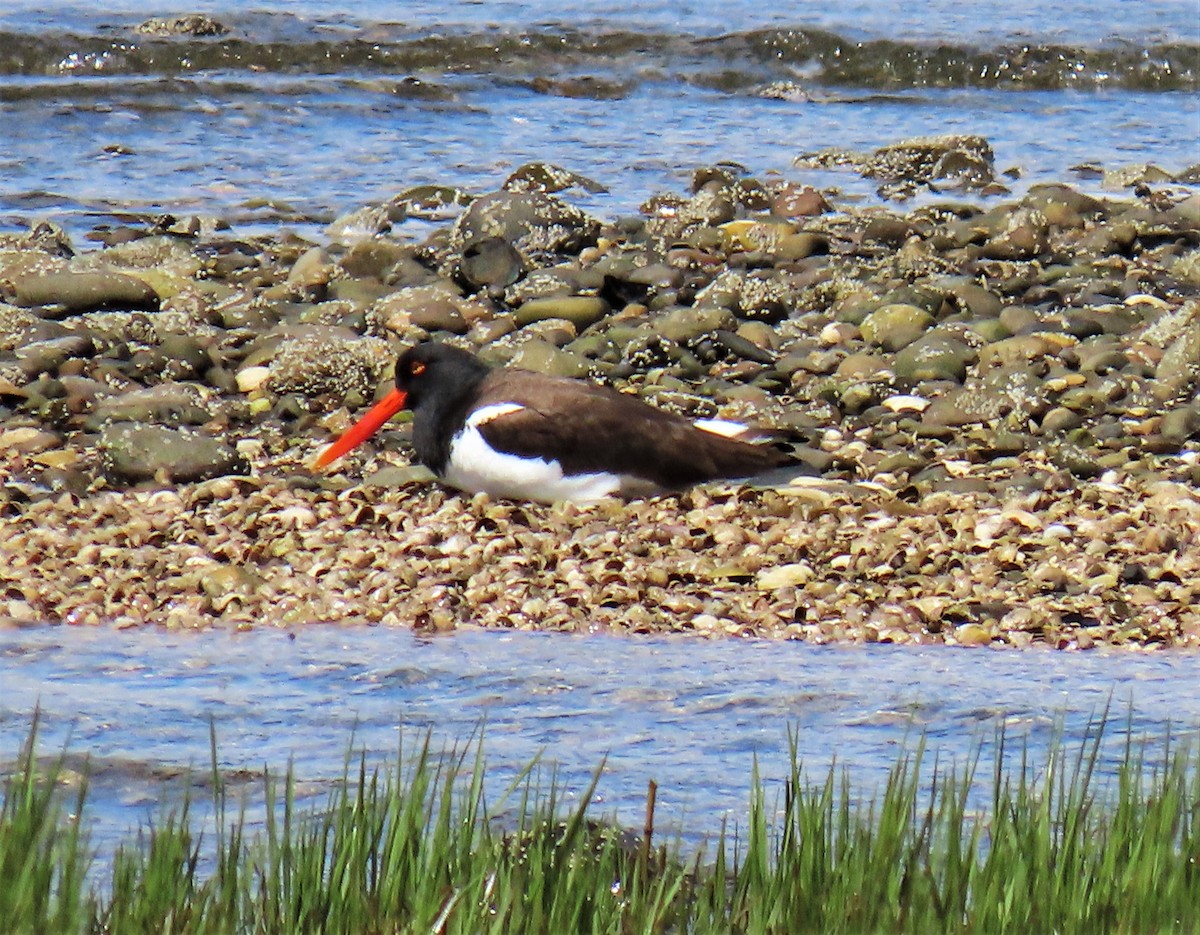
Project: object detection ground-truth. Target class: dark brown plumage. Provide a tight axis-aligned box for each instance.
[465,369,788,490]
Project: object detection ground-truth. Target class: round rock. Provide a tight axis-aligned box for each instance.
[4,271,159,317]
[507,340,591,378]
[451,190,601,256]
[100,424,248,483]
[894,335,975,385]
[860,303,934,351]
[514,295,610,330]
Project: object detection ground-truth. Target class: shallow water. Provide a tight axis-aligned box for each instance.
[1,1,1196,239]
[5,80,1195,239]
[3,626,1198,861]
[2,0,1197,44]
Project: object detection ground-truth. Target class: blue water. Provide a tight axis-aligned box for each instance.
[1,0,1196,239]
[3,626,1197,861]
[2,1,1196,43]
[4,80,1195,240]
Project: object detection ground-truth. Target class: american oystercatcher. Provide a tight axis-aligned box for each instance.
[313,342,802,503]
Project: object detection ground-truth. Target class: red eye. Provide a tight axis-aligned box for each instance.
[410,360,426,377]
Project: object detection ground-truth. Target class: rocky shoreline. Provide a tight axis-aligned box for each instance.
[2,139,1199,647]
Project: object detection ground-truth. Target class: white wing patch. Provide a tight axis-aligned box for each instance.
[468,402,526,426]
[694,418,749,439]
[443,403,628,504]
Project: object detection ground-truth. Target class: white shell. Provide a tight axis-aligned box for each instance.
[882,394,930,413]
[235,365,271,393]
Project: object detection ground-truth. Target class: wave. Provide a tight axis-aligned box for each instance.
[0,23,1194,93]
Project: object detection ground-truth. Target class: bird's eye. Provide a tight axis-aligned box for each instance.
[410,360,426,377]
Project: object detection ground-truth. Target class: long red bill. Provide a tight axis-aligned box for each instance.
[312,387,408,469]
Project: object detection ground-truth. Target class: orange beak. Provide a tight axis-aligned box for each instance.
[312,387,408,469]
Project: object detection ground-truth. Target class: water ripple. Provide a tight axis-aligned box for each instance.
[2,626,1197,859]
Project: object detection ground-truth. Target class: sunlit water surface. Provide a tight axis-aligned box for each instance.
[1,0,1196,238]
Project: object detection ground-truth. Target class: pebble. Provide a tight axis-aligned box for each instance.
[514,295,610,329]
[860,304,935,351]
[3,271,159,315]
[0,157,1198,648]
[236,366,272,393]
[99,424,248,482]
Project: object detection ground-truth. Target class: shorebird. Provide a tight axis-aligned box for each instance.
[313,342,802,503]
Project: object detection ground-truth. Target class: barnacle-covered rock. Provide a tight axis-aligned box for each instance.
[99,423,247,482]
[264,329,393,400]
[1,165,1198,649]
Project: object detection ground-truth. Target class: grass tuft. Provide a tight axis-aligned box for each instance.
[1,712,1196,933]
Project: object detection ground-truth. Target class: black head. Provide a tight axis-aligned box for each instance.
[394,342,491,413]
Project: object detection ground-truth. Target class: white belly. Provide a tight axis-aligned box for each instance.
[441,414,626,504]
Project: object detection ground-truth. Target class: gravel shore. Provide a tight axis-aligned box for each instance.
[3,143,1199,647]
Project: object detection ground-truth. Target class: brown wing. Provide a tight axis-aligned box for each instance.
[475,371,790,487]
